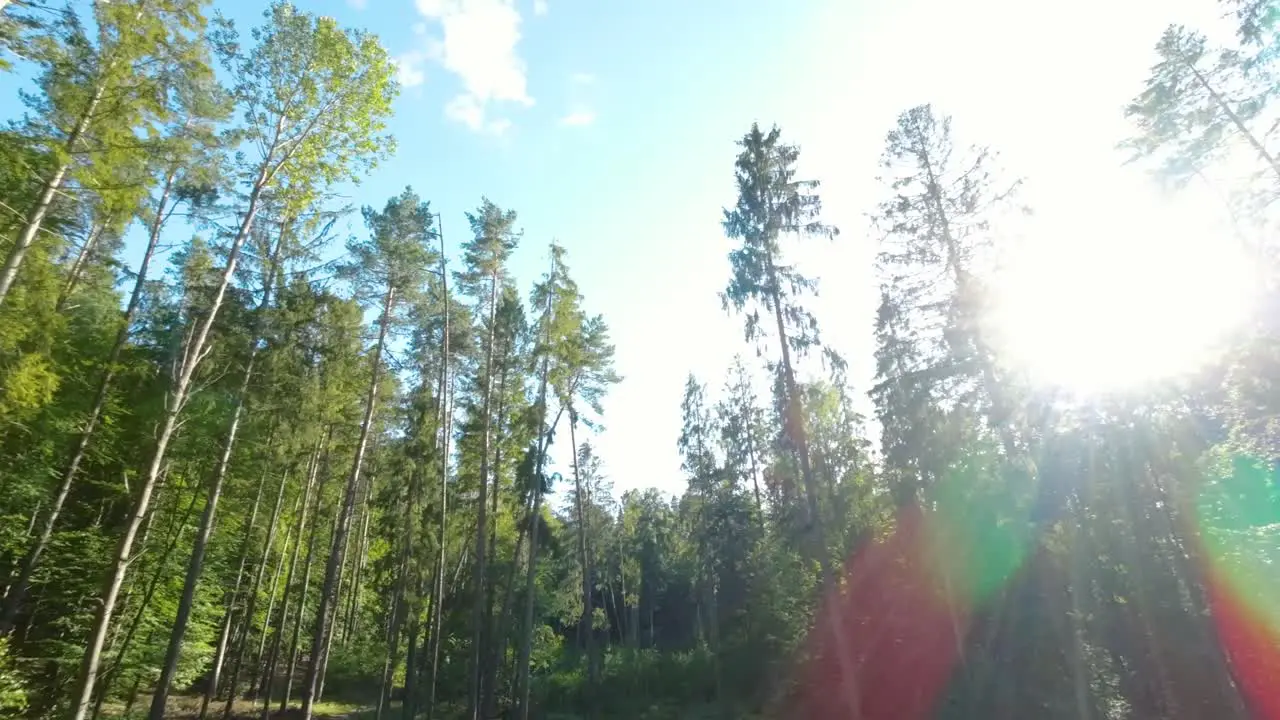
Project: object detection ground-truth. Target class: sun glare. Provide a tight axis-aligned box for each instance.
[991,192,1258,395]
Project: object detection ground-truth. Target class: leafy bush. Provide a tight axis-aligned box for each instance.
[0,637,28,715]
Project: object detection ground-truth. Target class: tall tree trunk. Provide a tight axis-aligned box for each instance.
[764,247,860,717]
[763,253,824,566]
[745,412,764,520]
[402,617,420,720]
[300,287,394,720]
[1183,58,1280,183]
[258,440,320,718]
[427,223,451,720]
[221,464,290,718]
[467,270,500,720]
[148,346,273,719]
[166,219,292,716]
[252,515,294,699]
[1,502,39,603]
[0,79,105,307]
[90,485,202,720]
[282,430,333,712]
[482,350,513,717]
[199,464,273,720]
[69,165,271,720]
[376,476,413,720]
[569,409,597,717]
[0,170,176,635]
[517,293,557,720]
[489,492,530,714]
[343,499,371,646]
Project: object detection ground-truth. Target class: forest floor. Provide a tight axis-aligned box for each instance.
[99,695,376,719]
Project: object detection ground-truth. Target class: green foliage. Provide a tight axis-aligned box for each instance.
[1,2,1279,719]
[0,636,26,715]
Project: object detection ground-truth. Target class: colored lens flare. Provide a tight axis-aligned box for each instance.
[801,459,1033,718]
[1196,454,1280,719]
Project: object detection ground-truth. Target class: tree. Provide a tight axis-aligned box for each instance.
[68,5,396,719]
[0,0,213,306]
[1126,24,1280,188]
[516,242,580,719]
[0,68,229,636]
[721,123,838,569]
[455,199,520,720]
[870,105,1023,492]
[300,188,435,720]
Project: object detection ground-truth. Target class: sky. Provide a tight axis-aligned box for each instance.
[3,0,1249,499]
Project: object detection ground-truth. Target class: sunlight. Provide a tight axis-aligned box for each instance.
[990,190,1259,394]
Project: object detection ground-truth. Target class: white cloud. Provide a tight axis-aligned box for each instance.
[445,94,485,129]
[347,0,368,8]
[411,0,534,132]
[570,71,594,85]
[394,51,428,87]
[447,94,514,134]
[533,0,548,15]
[559,109,596,127]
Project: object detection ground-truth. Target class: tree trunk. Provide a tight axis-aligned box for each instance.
[763,248,859,717]
[69,166,270,720]
[222,464,290,718]
[282,430,332,712]
[256,466,311,717]
[168,220,292,715]
[343,499,371,645]
[402,617,420,720]
[482,349,513,717]
[1183,58,1280,184]
[569,409,597,717]
[468,269,500,720]
[258,440,320,718]
[517,296,556,720]
[0,79,105,307]
[0,170,176,635]
[199,465,270,720]
[745,412,764,520]
[376,479,413,720]
[90,486,201,720]
[300,287,394,720]
[148,347,268,719]
[427,223,451,720]
[252,514,294,699]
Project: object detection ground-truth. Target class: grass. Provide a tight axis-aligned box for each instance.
[98,693,371,719]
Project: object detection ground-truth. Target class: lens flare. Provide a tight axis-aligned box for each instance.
[1195,454,1280,719]
[801,457,1034,718]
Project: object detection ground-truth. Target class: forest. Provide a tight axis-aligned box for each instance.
[0,0,1277,718]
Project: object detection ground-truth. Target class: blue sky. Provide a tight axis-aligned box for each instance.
[319,0,1230,499]
[5,0,1247,499]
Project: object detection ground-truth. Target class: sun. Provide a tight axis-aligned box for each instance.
[989,189,1258,395]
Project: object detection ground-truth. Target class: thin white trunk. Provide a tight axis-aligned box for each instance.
[300,287,394,720]
[467,270,499,720]
[219,461,287,717]
[69,163,271,720]
[0,171,176,635]
[199,464,271,720]
[0,80,105,307]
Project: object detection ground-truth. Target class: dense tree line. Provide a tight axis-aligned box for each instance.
[0,1,1277,719]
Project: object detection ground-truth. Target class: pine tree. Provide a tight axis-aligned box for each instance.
[721,123,837,569]
[301,187,435,720]
[455,199,520,720]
